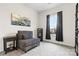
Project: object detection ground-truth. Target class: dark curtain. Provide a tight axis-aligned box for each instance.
[46,15,51,39]
[56,11,63,41]
[75,3,78,56]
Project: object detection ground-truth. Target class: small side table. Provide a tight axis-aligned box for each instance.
[3,36,17,54]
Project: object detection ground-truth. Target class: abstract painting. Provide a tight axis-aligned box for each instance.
[11,13,31,27]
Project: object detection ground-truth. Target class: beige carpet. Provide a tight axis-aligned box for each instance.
[0,42,76,56]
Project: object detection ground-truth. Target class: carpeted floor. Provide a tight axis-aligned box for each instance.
[0,42,76,56]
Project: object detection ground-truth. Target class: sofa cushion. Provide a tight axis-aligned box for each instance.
[18,31,33,40]
[23,34,31,39]
[19,38,40,47]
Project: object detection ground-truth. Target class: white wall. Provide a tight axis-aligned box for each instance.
[39,3,76,47]
[0,3,38,52]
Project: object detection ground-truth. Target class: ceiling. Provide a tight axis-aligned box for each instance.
[24,3,61,12]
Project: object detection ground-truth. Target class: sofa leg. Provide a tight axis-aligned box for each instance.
[25,51,27,53]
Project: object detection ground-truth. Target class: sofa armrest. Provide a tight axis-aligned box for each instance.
[32,38,40,42]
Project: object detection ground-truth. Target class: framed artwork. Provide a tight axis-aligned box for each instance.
[11,13,31,27]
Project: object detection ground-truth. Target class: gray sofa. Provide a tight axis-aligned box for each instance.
[17,31,40,52]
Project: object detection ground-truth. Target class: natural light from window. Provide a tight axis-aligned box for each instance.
[50,14,57,29]
[50,14,57,33]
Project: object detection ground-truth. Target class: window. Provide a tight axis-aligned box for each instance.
[50,14,57,34]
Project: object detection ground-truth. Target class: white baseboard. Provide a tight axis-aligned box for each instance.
[43,39,74,48]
